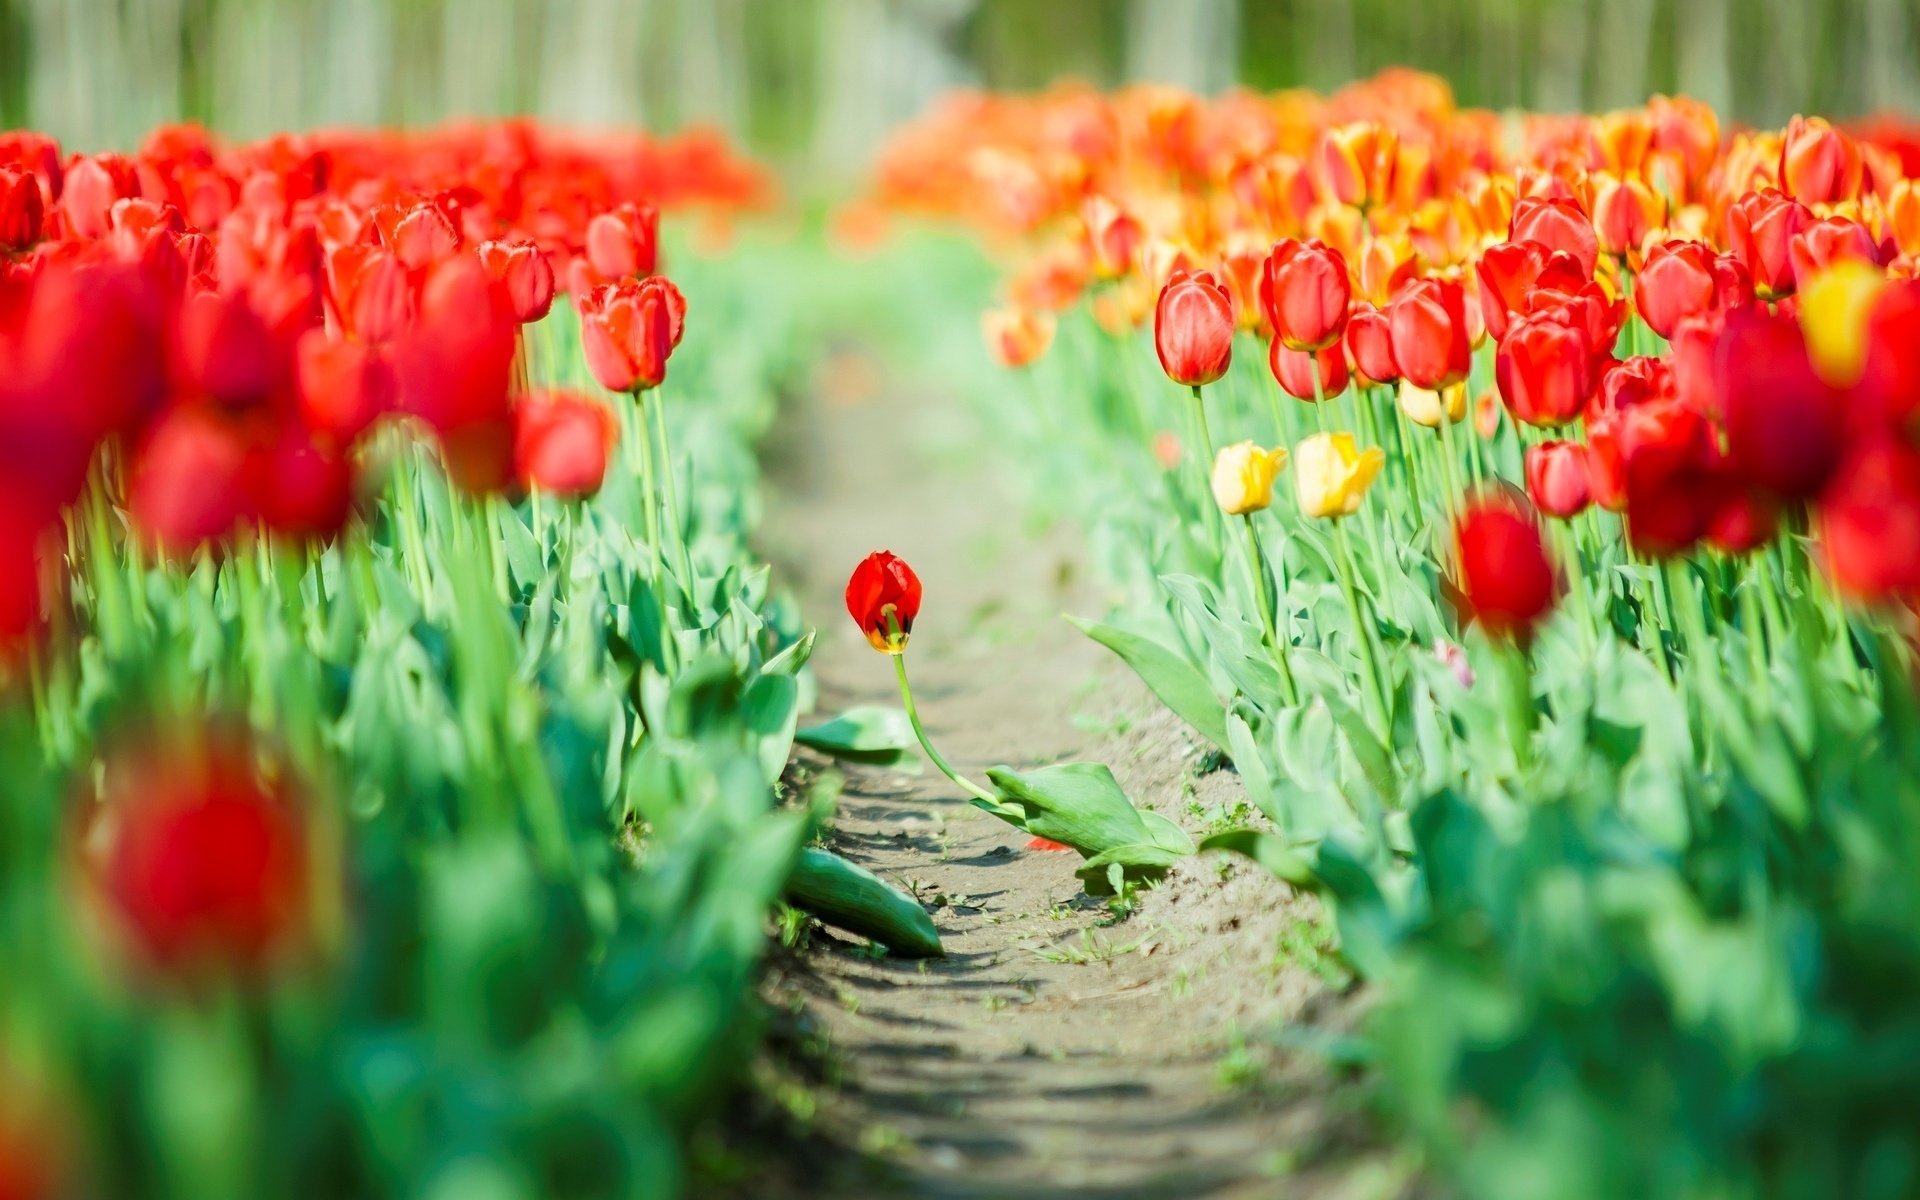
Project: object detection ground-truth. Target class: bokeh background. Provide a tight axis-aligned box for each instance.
[6,0,1918,184]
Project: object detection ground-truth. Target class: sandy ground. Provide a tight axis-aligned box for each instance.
[733,343,1416,1199]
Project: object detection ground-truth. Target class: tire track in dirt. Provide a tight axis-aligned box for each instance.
[750,343,1410,1200]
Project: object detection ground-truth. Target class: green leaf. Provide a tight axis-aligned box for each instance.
[784,848,944,958]
[1199,828,1319,887]
[1067,615,1229,750]
[985,761,1194,887]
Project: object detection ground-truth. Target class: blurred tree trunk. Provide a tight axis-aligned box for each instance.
[811,0,976,178]
[1126,0,1238,93]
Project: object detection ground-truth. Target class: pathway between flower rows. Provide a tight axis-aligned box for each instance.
[750,343,1411,1199]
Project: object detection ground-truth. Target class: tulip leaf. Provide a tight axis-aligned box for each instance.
[1200,828,1320,887]
[783,848,944,958]
[1067,615,1229,750]
[794,706,925,775]
[985,761,1194,894]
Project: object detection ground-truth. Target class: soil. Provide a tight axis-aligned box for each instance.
[739,341,1415,1199]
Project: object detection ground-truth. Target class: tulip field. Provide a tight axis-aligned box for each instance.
[6,54,1920,1200]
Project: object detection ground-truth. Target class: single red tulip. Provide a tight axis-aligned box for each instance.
[373,199,460,271]
[513,390,619,499]
[579,275,685,394]
[127,407,255,554]
[1259,238,1351,352]
[1589,354,1673,424]
[1454,495,1559,642]
[1495,311,1595,428]
[1592,175,1664,261]
[846,551,922,654]
[59,153,138,240]
[1154,269,1235,388]
[477,238,556,324]
[1387,277,1472,390]
[1858,279,1920,433]
[584,203,660,283]
[1509,196,1599,278]
[1788,216,1881,288]
[1271,338,1349,401]
[295,330,396,446]
[1715,306,1847,499]
[253,427,356,545]
[1344,304,1398,384]
[0,167,43,251]
[1779,116,1864,206]
[175,288,290,408]
[1636,240,1751,339]
[93,739,311,979]
[395,257,520,487]
[1525,441,1594,518]
[1727,188,1812,300]
[1819,438,1920,605]
[325,244,413,345]
[1475,240,1551,343]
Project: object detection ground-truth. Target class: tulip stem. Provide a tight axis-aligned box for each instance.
[891,647,1003,811]
[1499,640,1536,771]
[1551,517,1596,650]
[1188,385,1217,466]
[1436,412,1464,513]
[649,389,699,611]
[1331,519,1391,739]
[1241,514,1299,706]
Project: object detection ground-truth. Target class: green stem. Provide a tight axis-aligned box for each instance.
[1189,384,1217,466]
[1241,514,1299,705]
[650,386,699,609]
[1550,516,1596,650]
[1331,519,1391,739]
[891,649,1001,809]
[1499,640,1535,771]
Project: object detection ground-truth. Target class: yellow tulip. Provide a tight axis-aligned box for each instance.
[1799,259,1888,387]
[1294,432,1386,519]
[1211,441,1289,515]
[1396,378,1467,428]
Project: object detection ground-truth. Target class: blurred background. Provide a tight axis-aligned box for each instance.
[6,0,1918,185]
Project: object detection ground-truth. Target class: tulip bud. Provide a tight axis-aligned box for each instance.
[477,238,556,324]
[1591,174,1665,262]
[1210,441,1289,516]
[1387,277,1472,390]
[584,202,660,282]
[1779,116,1863,206]
[981,306,1055,369]
[846,551,922,654]
[0,167,43,252]
[1154,269,1234,388]
[1525,441,1595,518]
[1510,196,1599,278]
[1727,188,1812,300]
[1259,238,1351,352]
[1270,339,1349,401]
[1454,494,1559,643]
[1496,311,1596,428]
[1294,431,1386,519]
[1397,378,1467,428]
[1344,304,1399,384]
[513,390,619,499]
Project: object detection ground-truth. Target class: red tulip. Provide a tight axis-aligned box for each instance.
[295,330,396,446]
[1636,240,1751,339]
[584,202,660,283]
[1509,196,1599,278]
[1779,116,1863,205]
[1726,188,1812,300]
[1858,279,1920,433]
[1819,438,1920,605]
[579,275,686,394]
[477,238,556,324]
[373,199,460,271]
[1387,277,1472,390]
[1714,306,1847,499]
[253,427,357,545]
[0,507,51,664]
[1271,338,1350,401]
[1154,269,1234,387]
[325,244,413,344]
[127,407,255,554]
[0,167,43,251]
[1589,354,1673,423]
[59,153,139,240]
[1495,311,1595,428]
[175,288,290,407]
[1787,216,1881,288]
[1259,238,1350,352]
[513,390,618,499]
[1475,240,1550,343]
[1344,304,1398,384]
[846,551,921,654]
[395,257,520,488]
[1454,494,1559,642]
[1591,175,1664,261]
[92,737,311,979]
[1026,836,1074,852]
[1525,441,1594,518]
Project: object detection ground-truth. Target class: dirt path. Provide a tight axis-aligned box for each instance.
[750,344,1407,1199]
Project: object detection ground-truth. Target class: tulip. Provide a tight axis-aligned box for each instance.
[1727,188,1812,300]
[1798,260,1889,387]
[128,407,256,554]
[1715,306,1847,499]
[1525,441,1595,518]
[176,288,290,407]
[254,428,357,545]
[1858,279,1920,432]
[1779,115,1863,205]
[1495,311,1595,428]
[1387,277,1472,390]
[1345,303,1398,384]
[1454,494,1559,642]
[325,244,413,345]
[846,550,921,654]
[92,739,312,978]
[296,331,396,446]
[1397,378,1467,428]
[477,238,556,324]
[1211,441,1289,516]
[513,390,619,499]
[1083,196,1142,280]
[0,167,43,251]
[981,306,1055,369]
[1788,216,1881,288]
[1510,196,1599,278]
[1475,240,1550,343]
[1271,339,1349,402]
[1819,438,1920,605]
[1591,174,1665,262]
[584,202,660,282]
[1294,431,1386,519]
[374,199,460,271]
[1259,238,1350,352]
[579,275,686,394]
[395,258,520,486]
[1153,269,1234,387]
[1317,122,1397,210]
[1636,240,1752,339]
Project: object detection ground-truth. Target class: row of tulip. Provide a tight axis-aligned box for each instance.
[871,72,1920,1197]
[0,120,875,1199]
